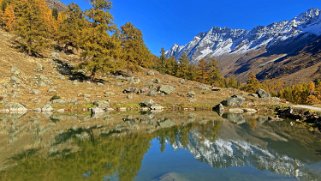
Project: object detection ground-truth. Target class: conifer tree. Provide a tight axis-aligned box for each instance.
[165,56,178,75]
[13,0,50,56]
[176,53,190,79]
[207,58,222,85]
[57,3,84,53]
[244,72,261,92]
[196,59,208,83]
[120,22,152,70]
[3,3,15,31]
[159,48,166,72]
[35,0,56,34]
[80,0,121,79]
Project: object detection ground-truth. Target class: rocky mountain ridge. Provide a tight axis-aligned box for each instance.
[166,8,321,83]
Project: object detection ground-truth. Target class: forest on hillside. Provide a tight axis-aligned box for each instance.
[1,0,321,105]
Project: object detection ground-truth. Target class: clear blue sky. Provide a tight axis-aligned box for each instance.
[61,0,321,55]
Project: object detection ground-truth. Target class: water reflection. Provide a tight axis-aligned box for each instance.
[0,112,320,181]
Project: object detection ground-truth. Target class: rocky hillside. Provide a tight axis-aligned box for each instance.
[0,29,283,114]
[166,8,321,83]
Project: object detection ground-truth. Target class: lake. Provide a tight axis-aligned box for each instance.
[0,112,320,181]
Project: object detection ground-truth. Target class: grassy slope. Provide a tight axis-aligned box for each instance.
[0,30,284,112]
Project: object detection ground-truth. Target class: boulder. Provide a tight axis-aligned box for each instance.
[187,91,196,98]
[158,119,175,128]
[140,99,155,108]
[228,108,244,114]
[243,108,257,113]
[150,105,164,111]
[256,89,270,98]
[223,113,246,124]
[42,104,53,112]
[147,90,158,97]
[93,100,110,109]
[123,87,139,94]
[213,104,225,115]
[159,85,175,95]
[221,95,245,107]
[147,71,155,76]
[249,93,259,98]
[6,103,28,113]
[91,107,105,115]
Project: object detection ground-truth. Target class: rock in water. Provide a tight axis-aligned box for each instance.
[256,89,270,98]
[213,104,225,115]
[42,104,53,112]
[222,95,245,107]
[6,103,28,114]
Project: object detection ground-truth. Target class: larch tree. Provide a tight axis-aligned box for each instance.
[120,22,152,70]
[165,56,178,75]
[196,59,208,83]
[159,48,166,72]
[207,58,222,85]
[57,3,84,53]
[176,53,190,79]
[35,0,56,34]
[244,72,261,92]
[3,3,15,31]
[80,0,121,79]
[13,0,50,56]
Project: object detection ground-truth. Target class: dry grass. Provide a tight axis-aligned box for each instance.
[0,29,286,112]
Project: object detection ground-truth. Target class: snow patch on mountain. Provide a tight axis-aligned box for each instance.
[166,8,321,62]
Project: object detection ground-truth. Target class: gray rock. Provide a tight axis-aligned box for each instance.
[158,119,175,128]
[187,91,196,98]
[104,91,115,97]
[256,89,270,98]
[11,76,21,84]
[6,103,28,113]
[42,104,53,112]
[93,100,110,109]
[228,108,244,114]
[31,89,41,95]
[52,99,65,104]
[150,105,164,110]
[222,95,245,107]
[128,77,141,84]
[91,107,105,115]
[243,108,257,113]
[11,66,20,75]
[123,87,139,94]
[159,85,175,95]
[212,87,221,91]
[249,93,259,98]
[147,70,155,76]
[223,113,246,124]
[140,99,155,108]
[147,90,158,97]
[153,78,161,84]
[213,104,225,116]
[127,94,134,99]
[35,63,43,72]
[179,79,186,84]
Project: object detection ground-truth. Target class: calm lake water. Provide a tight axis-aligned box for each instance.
[0,112,320,181]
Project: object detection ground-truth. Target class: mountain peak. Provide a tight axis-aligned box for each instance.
[166,8,321,61]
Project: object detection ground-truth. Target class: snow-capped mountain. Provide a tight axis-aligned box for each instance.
[166,8,321,63]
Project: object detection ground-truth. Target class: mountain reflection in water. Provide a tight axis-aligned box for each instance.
[0,112,320,181]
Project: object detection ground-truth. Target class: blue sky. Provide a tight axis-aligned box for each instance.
[61,0,321,55]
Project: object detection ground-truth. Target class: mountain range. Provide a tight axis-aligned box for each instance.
[166,8,321,83]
